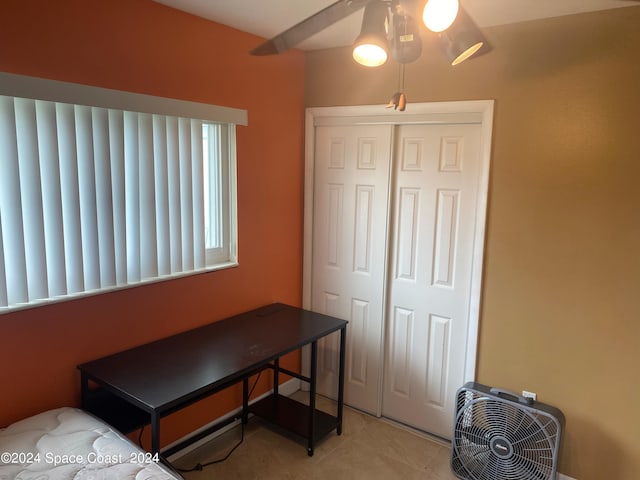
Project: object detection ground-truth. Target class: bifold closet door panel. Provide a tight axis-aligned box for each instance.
[310,124,392,415]
[382,123,482,439]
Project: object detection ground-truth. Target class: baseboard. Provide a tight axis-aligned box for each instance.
[558,474,577,480]
[163,378,301,461]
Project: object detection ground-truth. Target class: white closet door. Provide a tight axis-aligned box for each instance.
[311,124,392,414]
[382,123,482,438]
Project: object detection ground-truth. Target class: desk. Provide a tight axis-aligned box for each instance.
[77,303,347,457]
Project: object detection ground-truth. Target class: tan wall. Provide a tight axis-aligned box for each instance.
[305,7,640,480]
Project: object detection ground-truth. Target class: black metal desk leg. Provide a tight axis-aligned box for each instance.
[242,377,249,424]
[337,326,347,435]
[308,340,317,457]
[273,358,280,396]
[151,412,160,455]
[80,372,89,409]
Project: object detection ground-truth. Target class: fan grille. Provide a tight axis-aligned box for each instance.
[451,388,562,480]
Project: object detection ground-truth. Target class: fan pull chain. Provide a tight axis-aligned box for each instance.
[387,63,407,111]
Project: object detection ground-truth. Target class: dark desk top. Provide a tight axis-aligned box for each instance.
[78,303,347,413]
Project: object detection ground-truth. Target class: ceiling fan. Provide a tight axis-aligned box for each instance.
[250,0,489,68]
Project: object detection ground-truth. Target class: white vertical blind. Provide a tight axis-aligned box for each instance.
[205,124,223,250]
[123,110,141,284]
[192,120,206,269]
[0,214,6,307]
[36,101,67,298]
[109,109,127,286]
[92,107,116,288]
[138,113,157,280]
[15,98,49,301]
[153,115,170,277]
[75,104,101,292]
[179,118,194,272]
[57,103,85,295]
[0,96,29,305]
[0,92,238,311]
[167,117,183,274]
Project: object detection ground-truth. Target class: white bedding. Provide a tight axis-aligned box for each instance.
[0,407,182,480]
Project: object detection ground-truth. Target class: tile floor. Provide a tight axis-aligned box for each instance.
[172,391,457,480]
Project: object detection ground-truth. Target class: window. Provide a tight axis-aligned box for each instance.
[0,73,246,312]
[203,123,235,265]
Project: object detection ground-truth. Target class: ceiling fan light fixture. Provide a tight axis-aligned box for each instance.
[390,14,422,64]
[352,1,389,67]
[448,38,483,65]
[353,42,388,67]
[423,0,459,33]
[439,7,487,65]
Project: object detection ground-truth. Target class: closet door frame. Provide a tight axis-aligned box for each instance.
[302,100,494,408]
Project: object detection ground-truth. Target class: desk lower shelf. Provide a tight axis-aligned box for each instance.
[83,388,150,434]
[85,388,339,453]
[248,394,339,444]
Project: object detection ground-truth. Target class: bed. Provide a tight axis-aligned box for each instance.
[0,407,183,479]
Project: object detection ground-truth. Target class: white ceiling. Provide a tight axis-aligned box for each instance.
[153,0,637,50]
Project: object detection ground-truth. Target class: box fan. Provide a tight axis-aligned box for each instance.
[451,382,565,480]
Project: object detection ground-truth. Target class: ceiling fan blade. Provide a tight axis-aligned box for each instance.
[250,0,374,55]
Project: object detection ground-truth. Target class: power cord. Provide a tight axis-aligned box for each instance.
[138,425,145,448]
[175,371,262,473]
[176,422,244,472]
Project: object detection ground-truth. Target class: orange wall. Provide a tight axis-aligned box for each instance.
[0,0,305,448]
